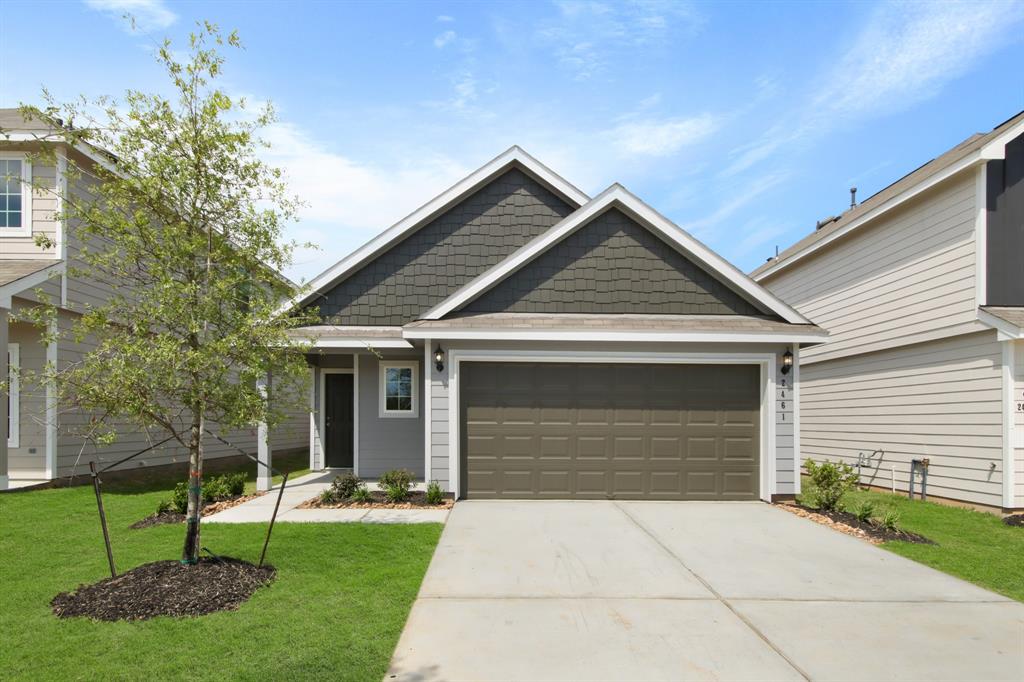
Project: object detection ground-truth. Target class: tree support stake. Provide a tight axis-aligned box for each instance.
[89,460,116,578]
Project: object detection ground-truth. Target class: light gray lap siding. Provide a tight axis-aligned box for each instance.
[315,168,575,326]
[357,353,425,478]
[462,208,769,316]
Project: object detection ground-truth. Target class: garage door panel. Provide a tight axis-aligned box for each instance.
[462,362,760,500]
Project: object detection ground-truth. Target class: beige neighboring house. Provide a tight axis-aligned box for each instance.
[0,109,305,490]
[752,110,1024,513]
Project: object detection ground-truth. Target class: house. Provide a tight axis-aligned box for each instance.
[279,147,826,501]
[0,109,306,489]
[751,110,1024,513]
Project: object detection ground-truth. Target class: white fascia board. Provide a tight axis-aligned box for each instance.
[276,146,589,315]
[0,261,66,308]
[402,328,827,344]
[3,133,118,174]
[755,151,987,281]
[978,309,1023,341]
[424,184,812,324]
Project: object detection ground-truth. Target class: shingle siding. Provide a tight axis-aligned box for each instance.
[315,168,575,326]
[462,208,768,316]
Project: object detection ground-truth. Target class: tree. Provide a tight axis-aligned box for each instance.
[18,23,315,564]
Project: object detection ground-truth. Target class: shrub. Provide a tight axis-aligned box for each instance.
[224,472,245,497]
[163,473,246,514]
[331,472,363,500]
[384,483,409,503]
[853,500,876,523]
[350,485,373,503]
[156,498,173,514]
[379,468,414,492]
[170,481,189,514]
[426,480,444,505]
[805,458,859,512]
[319,488,336,504]
[880,508,901,532]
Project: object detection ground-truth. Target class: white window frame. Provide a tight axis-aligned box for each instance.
[379,361,418,418]
[0,153,32,238]
[7,343,20,448]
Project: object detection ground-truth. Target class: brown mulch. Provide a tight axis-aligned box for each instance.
[51,557,275,621]
[779,503,935,545]
[300,489,455,510]
[130,494,265,529]
[1003,514,1024,528]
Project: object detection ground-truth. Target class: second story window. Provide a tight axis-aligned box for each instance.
[0,155,32,237]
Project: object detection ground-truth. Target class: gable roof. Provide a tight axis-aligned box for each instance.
[424,184,813,325]
[281,146,589,313]
[752,109,1024,281]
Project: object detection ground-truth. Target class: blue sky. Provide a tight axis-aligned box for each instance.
[2,0,1023,282]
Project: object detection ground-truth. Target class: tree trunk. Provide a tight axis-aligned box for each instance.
[181,407,204,564]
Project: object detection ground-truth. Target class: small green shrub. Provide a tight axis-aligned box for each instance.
[384,483,409,503]
[805,458,859,512]
[350,485,373,503]
[319,488,336,504]
[880,508,901,531]
[853,500,876,523]
[426,480,444,505]
[163,473,246,514]
[331,472,363,500]
[378,468,414,492]
[156,498,173,514]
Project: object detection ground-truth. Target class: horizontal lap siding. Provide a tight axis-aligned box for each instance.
[357,353,425,478]
[800,331,1005,507]
[764,174,978,365]
[6,319,46,476]
[54,310,307,477]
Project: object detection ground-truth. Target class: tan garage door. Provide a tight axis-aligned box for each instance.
[460,362,760,500]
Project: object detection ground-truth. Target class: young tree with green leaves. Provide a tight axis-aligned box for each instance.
[18,23,315,564]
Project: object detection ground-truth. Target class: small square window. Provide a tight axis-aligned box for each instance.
[380,362,417,417]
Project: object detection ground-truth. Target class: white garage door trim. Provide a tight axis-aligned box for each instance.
[448,349,776,502]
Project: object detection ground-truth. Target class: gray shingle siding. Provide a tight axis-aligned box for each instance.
[462,208,770,316]
[313,168,575,325]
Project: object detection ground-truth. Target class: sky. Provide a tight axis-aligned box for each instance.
[2,0,1023,283]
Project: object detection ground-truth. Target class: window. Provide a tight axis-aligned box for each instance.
[7,343,19,448]
[379,361,417,417]
[0,155,31,236]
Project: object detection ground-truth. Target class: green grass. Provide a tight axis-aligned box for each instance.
[0,462,442,681]
[799,478,1024,602]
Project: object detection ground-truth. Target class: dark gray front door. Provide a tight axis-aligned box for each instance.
[325,373,354,468]
[460,362,760,500]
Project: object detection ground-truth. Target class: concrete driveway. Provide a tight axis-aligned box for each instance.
[387,501,1024,681]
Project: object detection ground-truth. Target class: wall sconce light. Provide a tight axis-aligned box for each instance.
[433,346,445,372]
[781,349,793,375]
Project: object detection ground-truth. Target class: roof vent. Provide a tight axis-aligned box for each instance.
[850,186,857,208]
[815,216,837,231]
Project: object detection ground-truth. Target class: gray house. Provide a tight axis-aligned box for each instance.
[281,147,826,501]
[752,110,1024,513]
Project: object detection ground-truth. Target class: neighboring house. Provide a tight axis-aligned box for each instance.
[279,147,826,501]
[751,110,1024,513]
[0,110,306,489]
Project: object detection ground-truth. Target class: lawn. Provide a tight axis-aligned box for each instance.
[798,478,1024,602]
[0,462,442,681]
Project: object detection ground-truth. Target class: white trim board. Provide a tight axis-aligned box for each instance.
[446,349,776,503]
[423,185,812,325]
[6,342,19,448]
[378,360,419,418]
[278,146,589,314]
[423,340,432,483]
[404,328,826,344]
[318,365,359,474]
[1002,341,1015,509]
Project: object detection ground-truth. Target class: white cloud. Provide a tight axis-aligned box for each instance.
[605,114,718,157]
[437,15,455,22]
[681,171,790,238]
[723,0,1024,177]
[538,1,703,80]
[434,30,457,48]
[84,0,177,32]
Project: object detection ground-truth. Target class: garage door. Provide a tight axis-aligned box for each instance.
[460,362,760,500]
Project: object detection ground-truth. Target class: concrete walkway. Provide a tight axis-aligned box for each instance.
[203,471,448,524]
[388,501,1024,681]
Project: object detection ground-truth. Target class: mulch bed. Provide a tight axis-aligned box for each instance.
[300,489,454,510]
[52,557,275,621]
[780,503,935,545]
[1003,514,1024,528]
[130,494,264,529]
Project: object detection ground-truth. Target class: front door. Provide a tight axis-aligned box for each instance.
[325,373,354,468]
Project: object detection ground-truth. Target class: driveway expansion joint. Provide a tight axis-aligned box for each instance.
[612,500,813,682]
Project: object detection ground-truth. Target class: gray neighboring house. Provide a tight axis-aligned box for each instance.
[0,109,306,489]
[279,147,826,501]
[752,110,1024,513]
